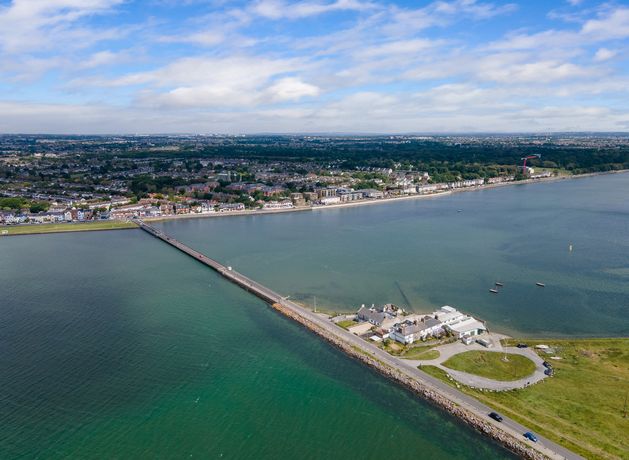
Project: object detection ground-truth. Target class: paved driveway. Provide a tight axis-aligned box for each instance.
[405,333,548,391]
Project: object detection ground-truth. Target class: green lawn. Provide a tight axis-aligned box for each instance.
[336,320,359,330]
[421,339,629,460]
[411,349,440,360]
[442,350,536,381]
[400,345,440,360]
[1,221,137,235]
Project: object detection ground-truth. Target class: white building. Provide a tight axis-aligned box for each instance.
[219,203,245,212]
[389,316,443,344]
[447,317,487,338]
[433,306,466,325]
[431,306,487,339]
[417,184,438,194]
[320,196,341,205]
[263,200,294,209]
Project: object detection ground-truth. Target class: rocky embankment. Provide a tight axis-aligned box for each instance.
[271,303,549,460]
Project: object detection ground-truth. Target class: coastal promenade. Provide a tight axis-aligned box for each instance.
[135,219,582,460]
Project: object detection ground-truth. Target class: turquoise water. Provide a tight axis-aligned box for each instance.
[0,230,512,458]
[156,173,629,337]
[2,173,627,458]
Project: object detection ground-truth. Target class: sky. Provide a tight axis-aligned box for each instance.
[0,0,628,134]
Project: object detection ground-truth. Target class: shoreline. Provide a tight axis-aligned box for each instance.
[3,169,627,235]
[135,219,565,459]
[140,168,629,220]
[271,302,558,460]
[0,221,137,237]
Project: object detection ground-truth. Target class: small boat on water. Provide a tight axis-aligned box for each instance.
[495,282,504,287]
[536,282,545,287]
[489,288,499,293]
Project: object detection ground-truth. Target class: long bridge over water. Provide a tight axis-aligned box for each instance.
[135,219,580,460]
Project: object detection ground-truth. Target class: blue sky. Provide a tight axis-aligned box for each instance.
[0,0,628,133]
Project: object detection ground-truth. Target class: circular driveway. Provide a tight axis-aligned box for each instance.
[405,333,548,391]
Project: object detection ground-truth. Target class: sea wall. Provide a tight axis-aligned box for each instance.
[271,302,550,460]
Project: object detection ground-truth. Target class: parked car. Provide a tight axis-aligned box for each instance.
[542,361,552,368]
[544,368,553,376]
[489,412,503,422]
[516,343,528,348]
[524,432,538,442]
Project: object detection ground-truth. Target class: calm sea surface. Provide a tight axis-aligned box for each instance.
[1,173,627,458]
[156,173,629,338]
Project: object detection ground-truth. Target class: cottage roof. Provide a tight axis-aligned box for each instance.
[448,317,486,333]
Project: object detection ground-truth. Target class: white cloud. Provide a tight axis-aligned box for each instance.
[356,38,438,58]
[158,31,226,47]
[107,56,319,108]
[594,47,617,62]
[581,7,629,40]
[477,58,597,83]
[0,0,125,54]
[1,96,628,134]
[486,30,579,51]
[265,77,320,101]
[384,0,516,36]
[251,0,374,20]
[79,50,138,69]
[0,0,628,133]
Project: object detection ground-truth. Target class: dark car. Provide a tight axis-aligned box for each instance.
[524,432,538,442]
[489,412,503,422]
[542,361,552,368]
[516,343,528,348]
[544,368,554,376]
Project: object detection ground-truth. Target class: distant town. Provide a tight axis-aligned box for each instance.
[1,133,627,227]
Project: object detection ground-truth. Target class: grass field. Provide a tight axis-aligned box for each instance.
[380,341,444,359]
[1,221,137,235]
[422,338,629,459]
[442,350,536,381]
[409,349,440,360]
[400,345,440,360]
[336,320,359,330]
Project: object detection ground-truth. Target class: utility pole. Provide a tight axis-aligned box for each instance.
[314,296,317,313]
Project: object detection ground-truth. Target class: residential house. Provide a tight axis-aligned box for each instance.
[315,187,338,199]
[262,185,286,197]
[320,196,341,205]
[263,200,294,209]
[218,203,245,212]
[339,191,363,202]
[417,184,438,194]
[389,316,443,344]
[356,304,399,328]
[358,189,384,199]
[174,204,190,215]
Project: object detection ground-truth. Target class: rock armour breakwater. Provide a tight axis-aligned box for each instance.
[270,302,549,460]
